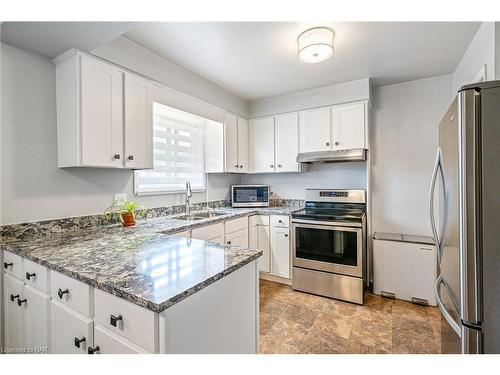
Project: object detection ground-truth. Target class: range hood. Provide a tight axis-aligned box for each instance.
[296,148,366,163]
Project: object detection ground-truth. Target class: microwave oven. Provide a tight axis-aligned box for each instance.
[231,185,270,207]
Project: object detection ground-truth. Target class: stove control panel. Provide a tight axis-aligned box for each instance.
[319,191,349,198]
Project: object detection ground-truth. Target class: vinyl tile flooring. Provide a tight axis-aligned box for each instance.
[259,279,441,354]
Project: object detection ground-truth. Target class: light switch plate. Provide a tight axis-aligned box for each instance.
[113,193,127,205]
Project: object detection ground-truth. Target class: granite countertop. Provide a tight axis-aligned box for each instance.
[1,205,301,313]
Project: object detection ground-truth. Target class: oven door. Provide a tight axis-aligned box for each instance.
[292,220,363,278]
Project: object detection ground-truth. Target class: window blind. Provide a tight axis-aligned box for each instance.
[135,102,207,194]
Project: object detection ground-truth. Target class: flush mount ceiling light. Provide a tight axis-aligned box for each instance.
[297,27,335,63]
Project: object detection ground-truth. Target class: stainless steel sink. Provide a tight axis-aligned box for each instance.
[176,211,226,221]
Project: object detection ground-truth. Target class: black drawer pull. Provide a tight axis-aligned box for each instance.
[88,346,100,354]
[74,337,86,348]
[227,240,232,245]
[10,294,19,302]
[110,314,123,327]
[284,234,289,237]
[114,154,120,160]
[57,288,69,299]
[25,272,36,280]
[17,298,27,306]
[4,262,13,269]
[127,155,134,160]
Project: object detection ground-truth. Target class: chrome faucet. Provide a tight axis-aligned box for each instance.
[185,180,192,214]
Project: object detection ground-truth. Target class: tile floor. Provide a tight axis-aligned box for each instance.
[259,279,441,354]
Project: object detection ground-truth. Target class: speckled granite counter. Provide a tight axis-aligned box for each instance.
[1,205,302,313]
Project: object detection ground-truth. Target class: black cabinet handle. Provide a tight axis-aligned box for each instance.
[17,298,27,306]
[4,262,13,269]
[88,346,100,354]
[10,294,19,302]
[226,240,232,245]
[57,288,69,299]
[278,220,282,223]
[239,165,243,168]
[25,272,36,280]
[326,142,330,146]
[234,164,238,168]
[284,234,289,237]
[114,154,120,160]
[74,337,86,348]
[110,314,123,327]
[127,155,134,161]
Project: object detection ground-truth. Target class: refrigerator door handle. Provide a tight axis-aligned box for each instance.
[435,274,462,337]
[430,148,446,264]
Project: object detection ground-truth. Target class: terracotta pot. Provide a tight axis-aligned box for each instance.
[120,212,136,227]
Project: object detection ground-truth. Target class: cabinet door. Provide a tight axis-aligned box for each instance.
[80,55,123,167]
[250,117,275,173]
[331,102,366,150]
[250,225,271,273]
[124,73,153,169]
[4,274,25,351]
[225,228,249,248]
[51,301,93,354]
[299,107,331,153]
[24,285,50,352]
[276,113,299,172]
[271,227,291,278]
[205,119,224,173]
[224,112,239,173]
[237,117,249,172]
[94,325,150,354]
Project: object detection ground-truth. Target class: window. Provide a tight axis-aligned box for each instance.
[135,102,212,194]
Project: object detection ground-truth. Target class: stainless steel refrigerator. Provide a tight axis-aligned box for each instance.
[430,80,500,354]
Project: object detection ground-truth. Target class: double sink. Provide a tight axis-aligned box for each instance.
[175,211,227,221]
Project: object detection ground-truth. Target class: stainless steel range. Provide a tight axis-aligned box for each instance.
[291,189,366,304]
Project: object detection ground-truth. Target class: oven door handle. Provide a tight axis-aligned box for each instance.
[291,219,362,228]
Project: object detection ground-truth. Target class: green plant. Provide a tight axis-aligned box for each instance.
[104,199,145,220]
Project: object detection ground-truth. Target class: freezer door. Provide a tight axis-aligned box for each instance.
[433,96,462,353]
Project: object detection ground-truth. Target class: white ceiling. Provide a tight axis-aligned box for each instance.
[1,22,141,58]
[124,22,480,101]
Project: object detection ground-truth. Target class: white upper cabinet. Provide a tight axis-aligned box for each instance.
[205,120,225,173]
[224,112,239,173]
[224,113,249,173]
[299,107,332,153]
[80,55,124,167]
[237,117,249,173]
[55,50,153,169]
[275,113,300,172]
[124,73,153,169]
[331,102,366,150]
[250,117,275,173]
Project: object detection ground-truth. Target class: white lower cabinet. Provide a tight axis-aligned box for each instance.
[191,222,225,243]
[271,226,291,279]
[93,325,151,354]
[225,228,249,248]
[50,300,94,354]
[250,224,271,273]
[23,285,50,352]
[4,274,25,351]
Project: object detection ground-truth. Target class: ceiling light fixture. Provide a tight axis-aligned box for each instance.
[297,27,335,63]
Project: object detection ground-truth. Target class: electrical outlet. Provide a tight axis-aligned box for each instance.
[269,187,276,196]
[113,193,127,205]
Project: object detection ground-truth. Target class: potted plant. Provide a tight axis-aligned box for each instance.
[104,199,144,227]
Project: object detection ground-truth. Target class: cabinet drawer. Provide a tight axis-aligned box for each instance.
[50,300,93,354]
[50,270,93,317]
[271,215,289,228]
[94,325,151,354]
[191,222,224,242]
[225,216,248,234]
[23,258,50,293]
[249,215,269,227]
[3,251,23,280]
[94,288,157,352]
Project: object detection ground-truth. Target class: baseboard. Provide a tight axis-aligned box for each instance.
[259,272,292,286]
